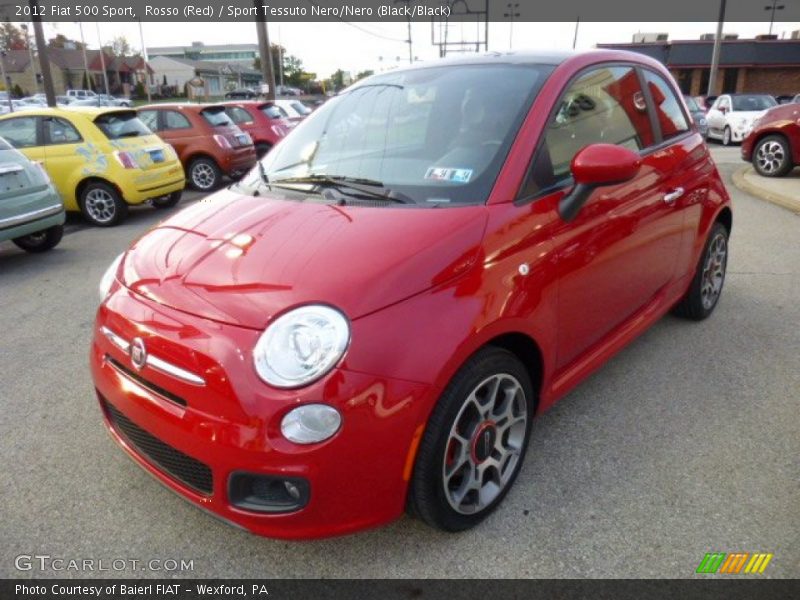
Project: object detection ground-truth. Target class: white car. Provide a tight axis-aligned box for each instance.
[273,98,313,120]
[705,94,777,145]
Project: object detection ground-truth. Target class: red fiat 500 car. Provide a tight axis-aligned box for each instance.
[92,50,732,539]
[222,101,294,158]
[741,102,800,177]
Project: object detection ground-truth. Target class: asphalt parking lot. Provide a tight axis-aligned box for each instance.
[1,149,798,579]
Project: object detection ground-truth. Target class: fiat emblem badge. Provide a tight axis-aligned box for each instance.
[130,337,147,371]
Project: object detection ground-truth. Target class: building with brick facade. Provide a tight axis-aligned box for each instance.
[1,48,152,97]
[597,37,800,97]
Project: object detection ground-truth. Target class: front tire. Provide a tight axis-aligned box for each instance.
[255,143,272,159]
[408,347,534,532]
[152,191,182,209]
[78,181,127,227]
[12,224,63,253]
[753,135,792,177]
[672,222,729,320]
[722,126,732,146]
[188,157,221,191]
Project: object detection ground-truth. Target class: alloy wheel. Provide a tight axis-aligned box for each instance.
[442,374,528,515]
[700,232,727,310]
[722,128,731,146]
[191,163,217,190]
[756,141,786,175]
[84,188,117,223]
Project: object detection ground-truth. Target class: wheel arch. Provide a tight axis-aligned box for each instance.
[714,205,733,236]
[76,176,126,205]
[478,331,545,414]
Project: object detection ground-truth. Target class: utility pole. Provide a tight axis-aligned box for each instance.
[504,3,520,50]
[277,25,284,89]
[137,19,151,102]
[572,16,580,49]
[95,22,110,95]
[764,1,785,36]
[29,0,55,106]
[78,22,90,91]
[407,19,413,64]
[254,0,275,100]
[706,0,727,97]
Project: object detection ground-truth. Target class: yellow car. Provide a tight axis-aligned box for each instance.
[0,107,185,226]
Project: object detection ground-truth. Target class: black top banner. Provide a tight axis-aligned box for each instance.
[1,0,799,22]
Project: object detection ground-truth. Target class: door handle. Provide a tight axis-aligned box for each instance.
[663,187,684,204]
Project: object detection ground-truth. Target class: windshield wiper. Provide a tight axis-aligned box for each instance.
[271,175,415,204]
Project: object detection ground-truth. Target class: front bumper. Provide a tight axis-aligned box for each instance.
[91,285,433,539]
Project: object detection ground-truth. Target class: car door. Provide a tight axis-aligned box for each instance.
[706,96,729,138]
[41,115,85,210]
[523,65,685,370]
[152,109,194,158]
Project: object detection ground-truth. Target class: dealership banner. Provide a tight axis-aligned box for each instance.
[2,0,800,22]
[3,579,800,599]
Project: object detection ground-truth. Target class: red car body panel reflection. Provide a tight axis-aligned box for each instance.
[91,50,731,539]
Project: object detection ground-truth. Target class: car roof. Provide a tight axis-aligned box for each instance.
[138,103,217,113]
[0,106,132,120]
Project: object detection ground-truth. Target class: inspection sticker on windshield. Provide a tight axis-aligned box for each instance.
[425,167,473,183]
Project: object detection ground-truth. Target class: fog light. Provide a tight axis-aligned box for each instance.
[281,404,341,444]
[228,472,309,513]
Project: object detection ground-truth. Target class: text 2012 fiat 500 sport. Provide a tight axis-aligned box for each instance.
[91,50,732,539]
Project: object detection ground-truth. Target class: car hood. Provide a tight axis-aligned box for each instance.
[120,189,488,329]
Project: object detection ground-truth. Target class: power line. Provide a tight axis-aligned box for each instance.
[302,0,408,43]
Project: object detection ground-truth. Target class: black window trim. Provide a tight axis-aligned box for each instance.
[637,65,694,150]
[514,61,693,206]
[42,115,84,146]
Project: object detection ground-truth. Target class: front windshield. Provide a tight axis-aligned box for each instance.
[238,63,551,206]
[684,96,700,111]
[732,95,777,111]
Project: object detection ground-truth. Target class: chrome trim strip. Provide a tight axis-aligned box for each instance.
[101,326,129,353]
[0,163,24,174]
[146,354,206,386]
[0,203,63,230]
[100,326,206,386]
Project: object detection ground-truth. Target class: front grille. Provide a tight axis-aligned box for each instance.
[104,400,213,495]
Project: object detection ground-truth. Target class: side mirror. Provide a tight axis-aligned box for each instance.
[719,106,728,114]
[558,143,642,222]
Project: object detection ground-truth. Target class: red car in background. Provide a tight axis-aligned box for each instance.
[222,101,293,158]
[138,103,256,191]
[741,102,800,177]
[93,50,731,539]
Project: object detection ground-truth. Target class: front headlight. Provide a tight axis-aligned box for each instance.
[253,304,350,388]
[98,253,124,301]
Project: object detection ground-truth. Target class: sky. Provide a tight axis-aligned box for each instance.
[41,20,800,80]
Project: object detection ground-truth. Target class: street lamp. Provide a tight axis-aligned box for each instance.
[20,24,38,93]
[504,2,520,50]
[764,1,785,36]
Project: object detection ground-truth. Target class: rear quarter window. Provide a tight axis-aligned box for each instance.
[94,111,152,139]
[201,108,234,127]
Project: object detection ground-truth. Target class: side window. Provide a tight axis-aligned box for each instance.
[717,97,729,111]
[0,116,39,148]
[275,105,290,118]
[164,111,191,130]
[521,66,655,197]
[643,71,689,140]
[227,106,253,124]
[44,117,82,145]
[138,110,159,131]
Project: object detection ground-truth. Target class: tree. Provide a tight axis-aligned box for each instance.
[48,33,84,50]
[0,23,27,51]
[111,35,133,57]
[355,70,374,82]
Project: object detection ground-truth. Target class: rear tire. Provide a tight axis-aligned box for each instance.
[188,157,221,192]
[752,135,793,177]
[672,222,729,320]
[12,224,63,253]
[255,143,272,159]
[152,191,182,209]
[78,181,127,227]
[408,347,534,532]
